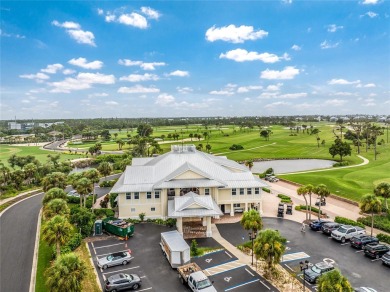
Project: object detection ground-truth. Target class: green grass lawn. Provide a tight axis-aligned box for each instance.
[35,230,52,292]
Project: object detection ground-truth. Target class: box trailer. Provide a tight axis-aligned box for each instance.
[160,230,190,268]
[102,217,134,238]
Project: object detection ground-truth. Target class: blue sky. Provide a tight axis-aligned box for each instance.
[1,0,389,120]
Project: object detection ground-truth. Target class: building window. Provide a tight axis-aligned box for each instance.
[233,203,241,208]
[205,188,210,196]
[247,188,252,195]
[151,207,155,211]
[134,192,139,199]
[131,208,136,212]
[255,188,260,195]
[240,188,244,195]
[126,193,131,200]
[147,192,152,199]
[155,191,160,199]
[232,188,237,195]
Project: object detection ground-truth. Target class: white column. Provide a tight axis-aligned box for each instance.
[230,203,234,216]
[175,188,180,197]
[245,202,248,212]
[176,217,183,235]
[206,217,212,237]
[202,217,207,227]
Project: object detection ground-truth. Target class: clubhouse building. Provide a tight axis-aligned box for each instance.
[111,145,267,237]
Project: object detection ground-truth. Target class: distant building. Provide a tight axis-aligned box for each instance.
[8,122,22,130]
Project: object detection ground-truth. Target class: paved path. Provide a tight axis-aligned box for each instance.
[0,193,44,292]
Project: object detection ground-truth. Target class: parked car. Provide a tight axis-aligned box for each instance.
[97,251,132,269]
[363,244,390,259]
[354,288,378,292]
[321,222,340,235]
[309,220,331,231]
[265,174,279,182]
[381,251,390,266]
[105,273,141,291]
[350,235,379,250]
[331,225,366,243]
[67,190,80,197]
[304,262,335,283]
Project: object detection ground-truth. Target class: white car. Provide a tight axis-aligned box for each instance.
[67,190,80,197]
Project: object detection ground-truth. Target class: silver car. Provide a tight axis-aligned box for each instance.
[105,273,141,291]
[97,251,132,269]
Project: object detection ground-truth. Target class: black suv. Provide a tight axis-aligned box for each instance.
[310,220,331,231]
[364,244,390,259]
[304,262,335,283]
[350,235,379,249]
[321,223,340,235]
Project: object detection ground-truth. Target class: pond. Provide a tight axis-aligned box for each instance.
[251,159,336,174]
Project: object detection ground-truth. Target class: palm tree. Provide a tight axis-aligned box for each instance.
[84,169,100,203]
[374,182,390,210]
[97,161,113,179]
[244,160,254,171]
[45,252,86,292]
[43,188,67,205]
[311,128,321,148]
[42,215,73,257]
[75,177,93,208]
[43,199,70,219]
[205,144,212,153]
[297,185,309,221]
[370,125,384,160]
[23,162,37,185]
[240,209,263,233]
[314,184,330,220]
[317,269,353,292]
[360,194,382,236]
[253,229,286,278]
[42,172,67,192]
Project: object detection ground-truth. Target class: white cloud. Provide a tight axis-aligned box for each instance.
[327,24,343,32]
[324,99,347,106]
[361,11,378,18]
[328,79,361,85]
[177,87,193,94]
[63,69,76,75]
[52,20,95,46]
[41,64,63,74]
[48,73,115,93]
[105,13,116,22]
[220,49,290,63]
[97,8,104,15]
[68,57,103,69]
[209,90,234,96]
[364,83,376,88]
[237,85,263,93]
[333,92,355,96]
[167,70,189,77]
[0,29,25,39]
[260,66,300,80]
[320,40,340,49]
[278,92,307,99]
[265,83,283,91]
[205,25,268,43]
[155,93,175,105]
[291,44,301,51]
[120,73,159,82]
[141,7,161,20]
[362,0,379,5]
[265,101,291,108]
[118,59,166,70]
[88,92,108,97]
[118,85,160,94]
[118,13,148,29]
[105,101,118,105]
[77,73,115,84]
[19,72,50,82]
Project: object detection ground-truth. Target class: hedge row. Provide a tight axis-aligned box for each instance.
[334,216,365,228]
[377,233,390,245]
[93,208,115,218]
[277,194,292,203]
[262,187,271,193]
[125,218,176,227]
[295,205,323,214]
[357,215,390,233]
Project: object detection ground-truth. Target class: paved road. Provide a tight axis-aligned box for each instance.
[0,193,44,292]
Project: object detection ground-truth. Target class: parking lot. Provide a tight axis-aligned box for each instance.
[217,218,389,292]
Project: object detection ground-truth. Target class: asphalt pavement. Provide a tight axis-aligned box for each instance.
[0,193,44,292]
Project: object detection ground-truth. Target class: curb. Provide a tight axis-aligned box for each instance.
[29,208,42,292]
[86,242,101,289]
[0,192,43,217]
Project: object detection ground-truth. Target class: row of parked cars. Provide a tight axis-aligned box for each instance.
[309,220,390,264]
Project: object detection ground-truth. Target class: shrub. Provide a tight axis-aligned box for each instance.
[377,233,390,244]
[99,195,110,208]
[190,239,199,257]
[334,216,365,228]
[333,161,349,167]
[93,208,115,218]
[52,232,82,258]
[110,193,118,208]
[295,205,323,214]
[139,212,146,222]
[262,187,271,193]
[357,215,390,233]
[125,218,141,224]
[264,168,274,175]
[229,144,244,150]
[67,196,80,204]
[99,179,118,188]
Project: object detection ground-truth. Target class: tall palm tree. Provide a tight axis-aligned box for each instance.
[75,177,93,208]
[23,162,37,185]
[85,169,100,203]
[42,172,67,192]
[45,252,86,292]
[244,160,254,171]
[370,125,384,160]
[97,161,113,179]
[317,269,353,292]
[240,209,263,233]
[43,199,70,220]
[297,185,309,221]
[360,194,382,236]
[253,229,286,278]
[43,188,67,205]
[42,215,73,257]
[314,184,330,220]
[374,182,390,211]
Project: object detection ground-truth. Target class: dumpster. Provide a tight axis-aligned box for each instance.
[94,220,103,236]
[102,217,135,238]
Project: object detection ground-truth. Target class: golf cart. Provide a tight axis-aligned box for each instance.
[315,197,326,206]
[265,174,279,182]
[277,204,284,217]
[286,204,293,215]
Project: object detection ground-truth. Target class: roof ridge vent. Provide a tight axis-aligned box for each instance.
[171,144,196,153]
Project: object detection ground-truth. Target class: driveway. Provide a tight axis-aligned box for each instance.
[216,218,388,291]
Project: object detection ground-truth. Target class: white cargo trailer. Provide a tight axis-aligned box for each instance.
[160,230,190,268]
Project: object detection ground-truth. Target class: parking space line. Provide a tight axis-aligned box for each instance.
[355,250,364,253]
[260,280,271,290]
[340,243,349,246]
[284,264,294,272]
[102,266,140,275]
[91,242,96,255]
[298,275,313,286]
[225,251,233,258]
[95,243,124,249]
[281,251,310,263]
[245,268,254,276]
[103,274,106,281]
[328,237,332,239]
[371,259,380,262]
[138,288,152,292]
[224,279,260,291]
[204,260,246,276]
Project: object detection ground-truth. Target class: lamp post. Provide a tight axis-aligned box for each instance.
[249,230,257,266]
[300,260,309,292]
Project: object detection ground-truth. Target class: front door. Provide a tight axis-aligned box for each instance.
[221,204,225,213]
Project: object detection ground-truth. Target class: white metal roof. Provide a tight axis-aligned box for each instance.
[111,144,266,193]
[161,230,189,251]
